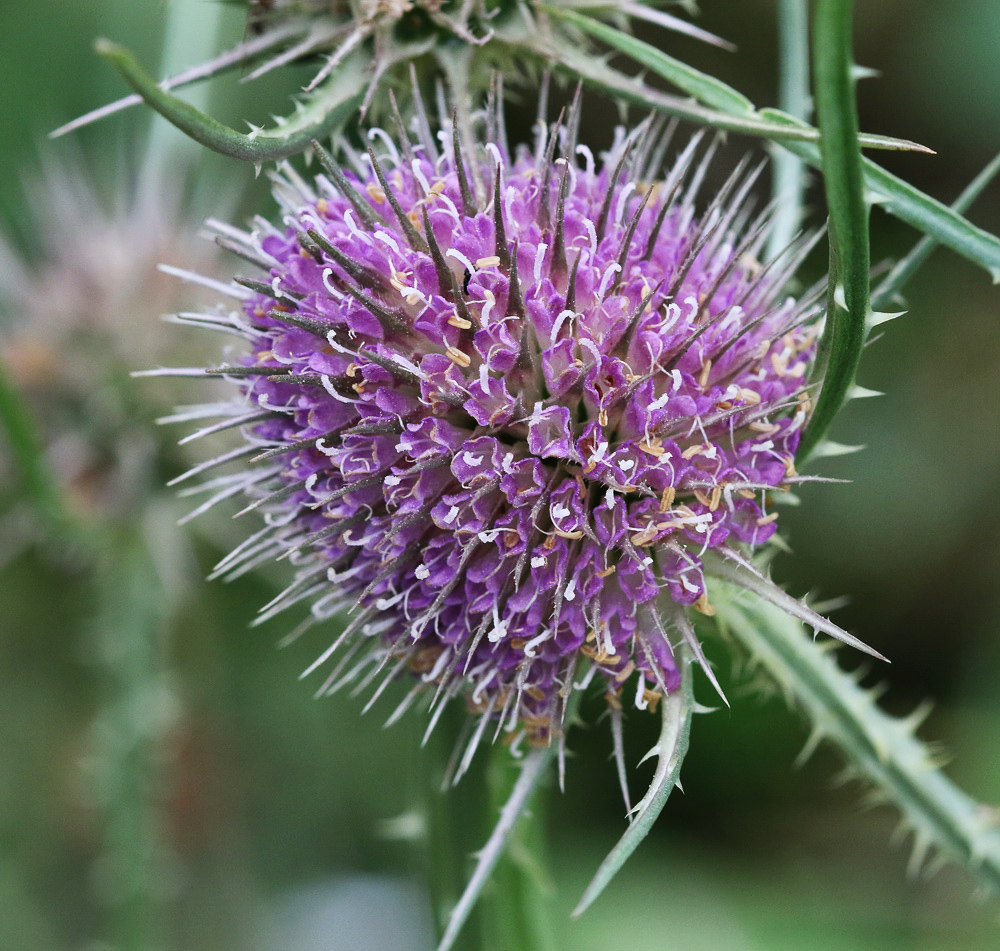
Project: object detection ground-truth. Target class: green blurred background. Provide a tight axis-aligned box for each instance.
[1,2,998,949]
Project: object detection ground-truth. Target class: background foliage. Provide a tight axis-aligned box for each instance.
[1,2,998,949]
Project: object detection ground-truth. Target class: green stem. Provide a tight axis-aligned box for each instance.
[798,0,870,461]
[767,0,811,261]
[0,356,79,538]
[714,583,1000,892]
[89,529,171,951]
[422,714,485,951]
[481,747,555,951]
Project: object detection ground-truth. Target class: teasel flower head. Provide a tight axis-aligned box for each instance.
[151,95,897,787]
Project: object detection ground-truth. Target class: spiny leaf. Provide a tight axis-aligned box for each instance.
[714,585,1000,897]
[545,11,1000,282]
[95,39,365,162]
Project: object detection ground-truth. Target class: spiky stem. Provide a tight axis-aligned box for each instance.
[714,582,1000,892]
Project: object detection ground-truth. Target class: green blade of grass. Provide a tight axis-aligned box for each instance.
[798,0,870,461]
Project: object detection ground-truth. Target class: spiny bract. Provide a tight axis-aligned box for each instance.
[168,110,824,764]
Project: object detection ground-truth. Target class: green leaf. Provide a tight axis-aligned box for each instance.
[714,585,1000,895]
[760,109,1000,282]
[798,0,870,461]
[95,39,365,162]
[542,10,927,152]
[572,655,694,916]
[873,150,1000,309]
[544,9,1000,282]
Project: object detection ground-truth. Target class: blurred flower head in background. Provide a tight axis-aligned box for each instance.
[0,150,224,528]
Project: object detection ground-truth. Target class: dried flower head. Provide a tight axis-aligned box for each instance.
[0,152,224,526]
[161,102,846,773]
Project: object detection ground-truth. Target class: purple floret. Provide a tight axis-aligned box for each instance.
[195,119,818,745]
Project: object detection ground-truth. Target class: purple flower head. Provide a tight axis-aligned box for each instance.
[171,113,820,759]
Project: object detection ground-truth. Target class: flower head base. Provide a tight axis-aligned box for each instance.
[169,109,821,762]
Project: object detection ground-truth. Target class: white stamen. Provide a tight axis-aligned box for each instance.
[462,451,483,466]
[550,309,574,340]
[583,217,598,258]
[374,230,401,255]
[446,248,475,275]
[533,243,548,284]
[597,262,621,299]
[530,555,547,569]
[564,577,577,602]
[635,673,649,711]
[615,182,636,225]
[523,628,552,658]
[411,159,432,196]
[444,505,460,524]
[415,564,430,580]
[485,143,504,171]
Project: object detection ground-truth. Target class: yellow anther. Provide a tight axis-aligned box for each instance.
[613,660,637,683]
[756,512,779,526]
[445,346,471,368]
[681,443,706,460]
[659,486,676,512]
[365,183,386,204]
[693,592,716,616]
[698,358,712,388]
[639,439,665,457]
[447,313,473,329]
[553,529,584,539]
[475,255,501,269]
